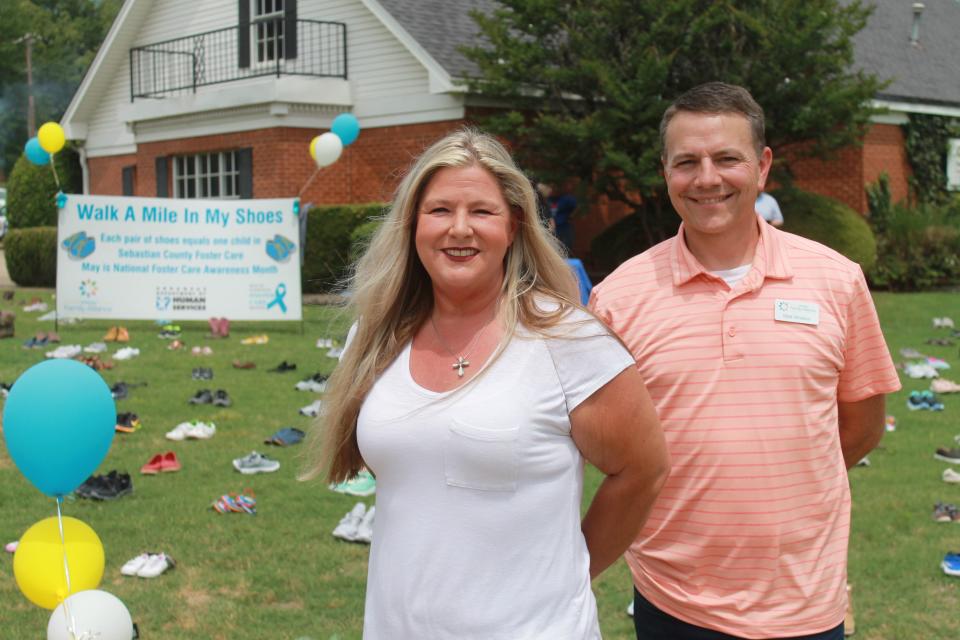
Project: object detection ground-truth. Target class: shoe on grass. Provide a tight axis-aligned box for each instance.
[121,553,152,576]
[932,379,960,394]
[211,389,232,407]
[935,448,960,464]
[354,506,375,544]
[329,470,376,497]
[295,373,328,392]
[942,552,960,577]
[212,490,257,514]
[161,451,181,472]
[137,553,175,578]
[89,471,133,500]
[265,427,305,446]
[299,399,323,417]
[943,468,960,484]
[332,502,366,541]
[186,421,216,440]
[232,451,280,474]
[188,389,213,404]
[627,600,634,618]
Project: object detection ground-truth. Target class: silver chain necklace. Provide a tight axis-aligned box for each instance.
[429,314,491,377]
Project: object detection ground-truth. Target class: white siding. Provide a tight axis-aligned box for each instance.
[80,0,463,156]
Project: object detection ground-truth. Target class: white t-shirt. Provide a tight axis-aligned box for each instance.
[356,307,634,639]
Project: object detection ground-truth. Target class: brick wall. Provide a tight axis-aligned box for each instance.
[87,153,138,194]
[790,123,911,213]
[88,121,468,205]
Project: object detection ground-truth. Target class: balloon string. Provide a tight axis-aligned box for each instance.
[56,497,78,640]
[297,167,321,198]
[50,159,61,190]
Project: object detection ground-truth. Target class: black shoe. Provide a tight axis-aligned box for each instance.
[90,471,132,500]
[212,389,232,407]
[75,474,105,499]
[188,389,214,404]
[191,367,214,380]
[111,382,129,400]
[269,361,297,373]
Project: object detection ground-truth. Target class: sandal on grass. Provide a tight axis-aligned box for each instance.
[212,490,256,515]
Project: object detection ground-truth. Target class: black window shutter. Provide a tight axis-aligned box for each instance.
[285,0,297,59]
[122,166,135,196]
[238,0,250,69]
[238,148,253,199]
[155,157,169,197]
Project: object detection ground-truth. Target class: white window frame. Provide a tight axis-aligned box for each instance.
[173,151,240,200]
[252,0,285,65]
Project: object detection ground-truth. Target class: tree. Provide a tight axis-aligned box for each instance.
[0,0,121,177]
[463,0,885,247]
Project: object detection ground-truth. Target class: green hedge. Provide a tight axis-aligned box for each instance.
[302,203,386,293]
[4,227,58,287]
[6,149,82,230]
[776,187,877,272]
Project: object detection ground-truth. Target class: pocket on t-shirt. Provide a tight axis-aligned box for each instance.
[443,419,519,492]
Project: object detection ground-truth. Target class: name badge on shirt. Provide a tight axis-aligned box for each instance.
[774,299,820,326]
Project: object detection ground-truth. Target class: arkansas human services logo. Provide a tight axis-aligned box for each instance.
[155,285,207,312]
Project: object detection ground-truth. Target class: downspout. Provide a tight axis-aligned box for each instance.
[77,145,89,194]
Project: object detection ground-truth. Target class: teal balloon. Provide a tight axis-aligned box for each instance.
[24,137,51,166]
[331,113,360,146]
[2,359,115,497]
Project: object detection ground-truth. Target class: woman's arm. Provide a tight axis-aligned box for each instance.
[571,366,669,579]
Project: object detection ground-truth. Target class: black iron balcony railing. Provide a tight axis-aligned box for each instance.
[129,18,347,100]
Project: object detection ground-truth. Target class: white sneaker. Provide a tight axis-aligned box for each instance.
[626,599,634,617]
[326,347,344,359]
[944,468,960,484]
[316,338,333,348]
[137,553,175,578]
[114,347,141,360]
[165,422,193,441]
[84,342,107,353]
[186,421,216,440]
[299,400,323,417]
[45,345,81,359]
[121,552,152,576]
[332,503,366,541]
[295,379,327,393]
[354,506,375,544]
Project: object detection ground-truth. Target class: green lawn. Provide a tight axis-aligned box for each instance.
[0,289,957,639]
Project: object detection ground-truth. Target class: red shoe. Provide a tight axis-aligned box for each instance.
[161,451,181,472]
[140,454,164,475]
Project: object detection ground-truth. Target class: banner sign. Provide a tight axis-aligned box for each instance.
[56,194,302,321]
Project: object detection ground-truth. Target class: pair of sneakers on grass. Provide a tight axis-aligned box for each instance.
[333,502,375,544]
[121,552,175,578]
[165,420,216,441]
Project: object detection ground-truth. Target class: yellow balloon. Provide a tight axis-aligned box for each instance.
[37,122,66,155]
[13,516,104,610]
[309,135,320,161]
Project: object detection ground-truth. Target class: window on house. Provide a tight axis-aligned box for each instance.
[173,151,240,199]
[253,0,285,63]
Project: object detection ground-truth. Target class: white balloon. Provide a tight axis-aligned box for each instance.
[47,589,134,640]
[313,132,343,168]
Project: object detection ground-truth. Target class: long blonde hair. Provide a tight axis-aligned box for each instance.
[301,127,581,483]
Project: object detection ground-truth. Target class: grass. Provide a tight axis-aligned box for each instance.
[0,288,957,639]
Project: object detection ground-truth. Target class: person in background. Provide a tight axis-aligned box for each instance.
[755,190,783,226]
[303,127,669,639]
[548,181,578,254]
[590,82,900,640]
[532,178,556,232]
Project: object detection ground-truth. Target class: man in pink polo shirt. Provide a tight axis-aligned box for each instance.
[590,82,900,639]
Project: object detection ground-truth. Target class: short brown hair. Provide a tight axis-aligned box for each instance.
[660,82,766,158]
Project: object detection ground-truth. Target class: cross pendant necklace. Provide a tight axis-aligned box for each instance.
[452,356,470,377]
[430,314,490,378]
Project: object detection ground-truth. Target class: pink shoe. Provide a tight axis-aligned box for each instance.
[218,317,230,338]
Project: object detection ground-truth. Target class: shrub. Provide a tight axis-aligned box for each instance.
[590,208,679,275]
[777,187,877,272]
[867,201,960,291]
[348,219,383,262]
[4,227,58,286]
[6,148,82,229]
[302,203,386,293]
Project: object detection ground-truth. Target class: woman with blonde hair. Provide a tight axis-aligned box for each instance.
[302,127,668,638]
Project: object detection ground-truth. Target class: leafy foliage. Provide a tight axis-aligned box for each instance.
[903,114,960,206]
[302,203,385,293]
[5,147,81,229]
[0,0,122,175]
[865,174,960,291]
[3,226,57,286]
[778,187,876,271]
[463,0,884,250]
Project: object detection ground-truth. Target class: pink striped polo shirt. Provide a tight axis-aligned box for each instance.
[590,219,900,638]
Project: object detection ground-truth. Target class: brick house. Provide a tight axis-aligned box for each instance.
[63,0,960,258]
